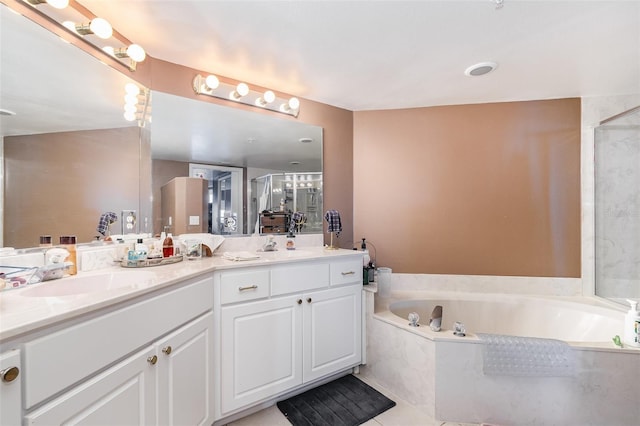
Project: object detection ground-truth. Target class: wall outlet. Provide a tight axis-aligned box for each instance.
[121,210,137,234]
[189,216,200,226]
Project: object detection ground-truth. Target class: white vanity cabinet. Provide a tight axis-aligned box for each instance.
[19,274,215,426]
[0,349,22,426]
[215,256,363,418]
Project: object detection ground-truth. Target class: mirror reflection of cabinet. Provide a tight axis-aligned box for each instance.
[160,177,208,235]
[252,173,323,234]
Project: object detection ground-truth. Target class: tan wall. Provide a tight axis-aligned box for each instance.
[151,159,190,234]
[354,98,581,277]
[4,127,141,247]
[147,58,355,247]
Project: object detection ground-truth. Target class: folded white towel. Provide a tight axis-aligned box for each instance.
[222,251,261,261]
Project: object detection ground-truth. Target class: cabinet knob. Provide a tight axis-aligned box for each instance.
[147,355,158,365]
[1,366,19,383]
[307,297,312,303]
[162,346,172,355]
[297,299,302,305]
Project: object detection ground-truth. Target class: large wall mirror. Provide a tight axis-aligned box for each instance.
[150,92,323,237]
[1,4,323,249]
[0,4,151,249]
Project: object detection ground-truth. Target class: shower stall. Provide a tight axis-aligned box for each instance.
[594,105,640,302]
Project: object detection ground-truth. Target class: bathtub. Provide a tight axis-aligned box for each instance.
[388,293,624,343]
[365,292,640,426]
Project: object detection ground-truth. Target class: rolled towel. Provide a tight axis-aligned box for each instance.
[324,209,342,235]
[97,212,118,236]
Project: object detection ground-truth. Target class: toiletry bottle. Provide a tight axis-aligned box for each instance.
[360,238,371,283]
[135,238,148,258]
[286,232,296,250]
[163,233,174,257]
[59,235,77,275]
[623,299,640,347]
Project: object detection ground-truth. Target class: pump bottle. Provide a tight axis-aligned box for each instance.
[624,299,640,348]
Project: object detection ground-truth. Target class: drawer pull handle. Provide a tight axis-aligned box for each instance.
[1,366,19,383]
[307,297,312,304]
[297,299,302,305]
[238,285,258,292]
[341,271,356,276]
[147,355,158,365]
[162,346,172,355]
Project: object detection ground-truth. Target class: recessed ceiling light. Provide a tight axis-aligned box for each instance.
[464,61,498,77]
[290,161,300,165]
[0,109,16,116]
[299,137,313,143]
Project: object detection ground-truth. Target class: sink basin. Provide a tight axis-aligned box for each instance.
[18,270,156,297]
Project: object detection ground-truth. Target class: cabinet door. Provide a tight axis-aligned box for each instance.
[303,284,362,382]
[0,349,21,426]
[156,312,214,426]
[220,295,302,414]
[25,347,157,426]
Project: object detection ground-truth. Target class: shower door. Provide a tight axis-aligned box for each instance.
[594,106,640,302]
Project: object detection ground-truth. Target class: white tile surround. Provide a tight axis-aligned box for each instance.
[364,278,640,425]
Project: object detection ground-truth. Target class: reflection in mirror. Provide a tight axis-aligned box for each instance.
[0,4,151,248]
[150,91,323,236]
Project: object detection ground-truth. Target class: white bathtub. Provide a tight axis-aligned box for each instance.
[388,293,624,343]
[366,292,640,425]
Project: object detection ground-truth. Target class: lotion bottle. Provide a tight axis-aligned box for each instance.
[623,299,640,348]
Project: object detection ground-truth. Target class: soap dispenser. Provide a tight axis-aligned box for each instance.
[623,299,640,348]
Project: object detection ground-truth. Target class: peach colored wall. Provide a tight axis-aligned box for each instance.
[151,159,190,234]
[147,58,355,246]
[354,98,581,277]
[4,127,141,247]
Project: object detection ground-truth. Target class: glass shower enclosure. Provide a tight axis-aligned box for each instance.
[594,105,640,303]
[251,172,323,234]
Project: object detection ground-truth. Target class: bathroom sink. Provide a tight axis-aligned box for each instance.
[18,270,156,297]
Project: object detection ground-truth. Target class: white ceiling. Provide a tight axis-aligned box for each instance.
[82,0,640,111]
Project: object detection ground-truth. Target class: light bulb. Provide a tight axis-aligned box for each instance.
[124,104,137,114]
[263,90,275,103]
[126,44,146,62]
[125,83,141,96]
[288,97,300,110]
[124,93,138,105]
[236,83,249,97]
[62,21,77,34]
[124,111,136,121]
[46,0,69,8]
[89,18,112,39]
[205,75,219,90]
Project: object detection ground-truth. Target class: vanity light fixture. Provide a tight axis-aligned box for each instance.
[75,18,113,39]
[26,0,69,9]
[193,74,300,117]
[123,83,150,126]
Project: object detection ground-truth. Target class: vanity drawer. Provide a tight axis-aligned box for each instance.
[271,262,329,296]
[330,258,363,286]
[220,268,270,304]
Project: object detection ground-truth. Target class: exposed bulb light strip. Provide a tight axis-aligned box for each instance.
[26,0,146,72]
[192,74,300,117]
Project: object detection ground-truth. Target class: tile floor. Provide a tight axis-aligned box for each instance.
[225,372,476,426]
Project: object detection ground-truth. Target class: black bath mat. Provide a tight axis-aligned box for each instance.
[276,375,396,426]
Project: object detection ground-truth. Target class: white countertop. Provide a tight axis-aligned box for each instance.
[0,247,362,342]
